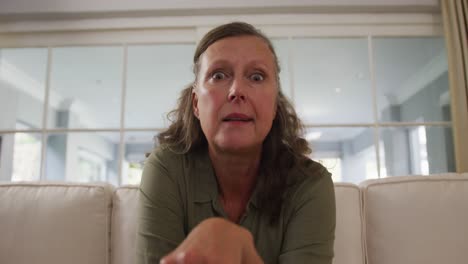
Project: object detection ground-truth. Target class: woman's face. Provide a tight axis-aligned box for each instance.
[193,36,278,154]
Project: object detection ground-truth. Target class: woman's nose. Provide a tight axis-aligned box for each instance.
[228,77,246,102]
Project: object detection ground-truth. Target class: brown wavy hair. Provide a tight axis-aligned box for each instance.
[157,22,311,224]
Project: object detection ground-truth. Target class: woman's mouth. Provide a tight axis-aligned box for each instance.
[222,113,254,122]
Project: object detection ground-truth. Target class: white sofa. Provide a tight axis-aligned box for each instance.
[1,174,467,264]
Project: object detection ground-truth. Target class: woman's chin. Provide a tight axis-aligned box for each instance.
[213,138,261,154]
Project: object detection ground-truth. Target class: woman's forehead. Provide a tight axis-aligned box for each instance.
[200,36,276,67]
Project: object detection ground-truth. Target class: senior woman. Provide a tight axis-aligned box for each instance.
[136,22,335,264]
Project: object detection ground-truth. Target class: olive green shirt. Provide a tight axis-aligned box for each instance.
[136,147,335,264]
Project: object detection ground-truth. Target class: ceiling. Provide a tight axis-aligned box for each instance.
[0,0,440,21]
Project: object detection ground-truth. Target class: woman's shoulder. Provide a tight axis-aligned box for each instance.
[290,157,331,183]
[140,146,194,195]
[145,145,208,173]
[141,147,186,186]
[284,157,334,203]
[146,146,190,167]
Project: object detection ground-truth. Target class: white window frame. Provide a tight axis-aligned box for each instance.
[0,12,456,184]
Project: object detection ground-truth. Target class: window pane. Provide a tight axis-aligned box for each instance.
[48,47,123,129]
[122,131,156,185]
[0,133,42,181]
[45,132,120,185]
[293,38,373,124]
[380,126,455,177]
[307,127,378,184]
[0,48,48,130]
[271,38,293,101]
[125,44,195,128]
[374,37,450,122]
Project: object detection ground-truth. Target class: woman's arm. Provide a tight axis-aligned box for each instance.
[136,149,186,263]
[279,169,336,264]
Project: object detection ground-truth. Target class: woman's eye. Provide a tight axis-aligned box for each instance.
[250,73,264,82]
[212,72,226,80]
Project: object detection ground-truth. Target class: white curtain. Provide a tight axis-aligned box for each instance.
[441,0,468,172]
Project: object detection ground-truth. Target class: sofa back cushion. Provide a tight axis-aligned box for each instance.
[333,183,365,264]
[111,186,139,264]
[0,182,113,264]
[361,174,468,264]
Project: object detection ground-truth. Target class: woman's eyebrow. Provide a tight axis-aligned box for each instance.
[204,59,272,72]
[244,61,270,71]
[206,59,230,67]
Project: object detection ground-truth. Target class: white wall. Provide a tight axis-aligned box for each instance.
[342,143,378,183]
[0,81,18,180]
[0,81,18,130]
[0,0,439,15]
[65,132,115,182]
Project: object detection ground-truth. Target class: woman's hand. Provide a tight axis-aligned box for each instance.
[160,218,263,264]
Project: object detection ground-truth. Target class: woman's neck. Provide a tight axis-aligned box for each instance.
[208,145,261,203]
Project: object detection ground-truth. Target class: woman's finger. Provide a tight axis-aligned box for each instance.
[161,250,207,264]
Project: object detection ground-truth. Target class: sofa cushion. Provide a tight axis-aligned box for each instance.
[333,183,365,264]
[361,174,468,264]
[0,182,113,264]
[111,186,139,264]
